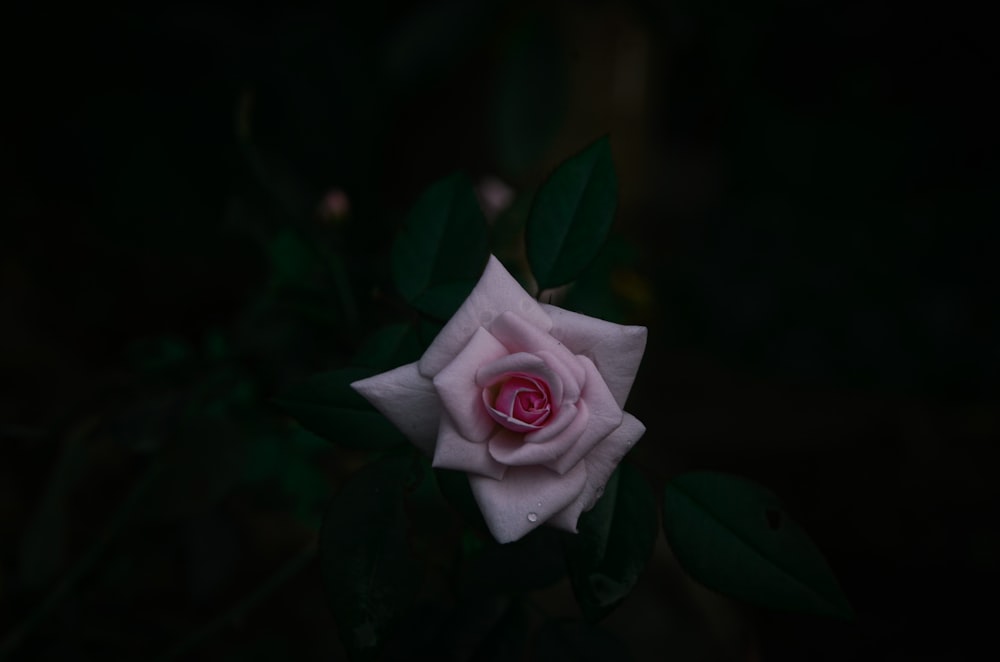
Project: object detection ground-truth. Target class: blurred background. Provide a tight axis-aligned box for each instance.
[2,0,997,660]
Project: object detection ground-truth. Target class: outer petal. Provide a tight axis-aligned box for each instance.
[432,413,507,480]
[546,413,646,532]
[419,256,552,377]
[433,327,509,442]
[469,463,588,543]
[544,356,622,475]
[351,362,441,455]
[489,311,586,390]
[541,303,647,407]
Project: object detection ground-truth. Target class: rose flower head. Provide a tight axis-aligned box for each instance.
[352,255,646,543]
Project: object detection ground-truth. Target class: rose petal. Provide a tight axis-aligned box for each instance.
[543,356,623,475]
[351,362,441,455]
[511,390,550,424]
[476,353,563,405]
[489,311,585,395]
[495,376,543,414]
[432,413,507,480]
[468,462,588,543]
[419,256,552,377]
[433,327,509,443]
[541,303,647,407]
[546,413,646,533]
[485,377,551,431]
[522,401,578,443]
[488,402,587,467]
[533,350,580,404]
[484,400,545,432]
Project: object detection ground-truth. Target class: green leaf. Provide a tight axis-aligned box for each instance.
[526,136,618,290]
[320,454,424,661]
[413,280,478,321]
[391,173,489,319]
[564,464,658,622]
[274,368,407,450]
[353,323,423,370]
[417,318,445,349]
[662,471,853,619]
[241,424,331,526]
[268,228,316,286]
[561,235,640,324]
[435,472,566,597]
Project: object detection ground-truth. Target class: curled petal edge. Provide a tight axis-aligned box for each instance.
[546,412,646,533]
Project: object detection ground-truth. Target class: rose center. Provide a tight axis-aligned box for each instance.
[482,373,553,432]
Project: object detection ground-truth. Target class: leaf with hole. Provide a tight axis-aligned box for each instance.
[662,471,853,619]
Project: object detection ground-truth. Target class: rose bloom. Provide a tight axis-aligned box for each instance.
[353,255,646,543]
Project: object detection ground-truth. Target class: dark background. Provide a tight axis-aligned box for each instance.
[2,0,997,660]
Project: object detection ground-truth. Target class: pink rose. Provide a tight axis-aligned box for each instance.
[352,255,647,543]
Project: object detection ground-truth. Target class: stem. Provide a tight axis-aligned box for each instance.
[309,239,360,338]
[0,459,163,659]
[234,90,360,340]
[152,543,317,661]
[15,417,95,593]
[326,249,361,335]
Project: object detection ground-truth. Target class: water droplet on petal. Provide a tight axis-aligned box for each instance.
[527,512,538,523]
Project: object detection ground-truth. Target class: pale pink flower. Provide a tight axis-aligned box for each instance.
[352,255,646,543]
